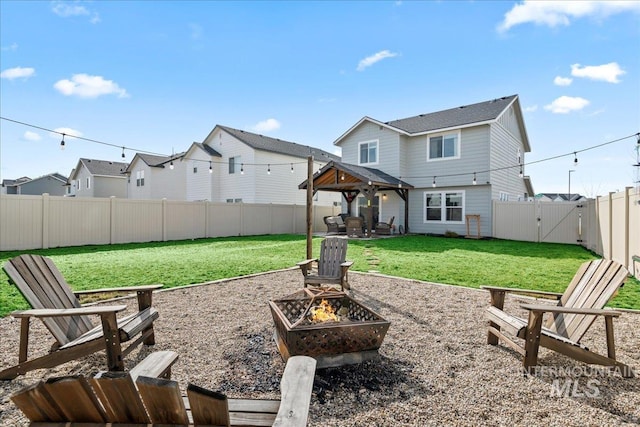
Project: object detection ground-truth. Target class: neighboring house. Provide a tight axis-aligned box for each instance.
[125,125,341,205]
[536,193,587,202]
[1,174,67,196]
[331,94,534,237]
[125,151,189,201]
[68,158,129,198]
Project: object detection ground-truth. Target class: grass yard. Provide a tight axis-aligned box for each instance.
[1,234,638,317]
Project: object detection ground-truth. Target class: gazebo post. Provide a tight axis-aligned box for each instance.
[306,156,313,261]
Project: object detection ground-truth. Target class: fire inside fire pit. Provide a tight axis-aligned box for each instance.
[269,288,390,368]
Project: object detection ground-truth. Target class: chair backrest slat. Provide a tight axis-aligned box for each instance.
[43,376,107,423]
[317,237,348,278]
[547,259,628,341]
[3,254,93,344]
[10,381,65,423]
[187,383,231,426]
[136,376,190,425]
[91,372,151,423]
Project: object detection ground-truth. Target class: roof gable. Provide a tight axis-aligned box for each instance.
[73,158,129,179]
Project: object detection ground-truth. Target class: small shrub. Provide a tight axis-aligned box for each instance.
[444,230,459,238]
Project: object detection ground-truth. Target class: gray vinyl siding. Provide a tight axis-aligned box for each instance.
[408,185,492,236]
[489,121,529,201]
[75,167,94,198]
[127,159,152,200]
[93,176,127,198]
[16,177,67,196]
[151,159,186,201]
[339,122,401,176]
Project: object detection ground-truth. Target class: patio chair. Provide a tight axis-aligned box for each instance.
[375,216,395,235]
[0,254,162,380]
[323,215,346,234]
[482,259,634,377]
[345,216,364,238]
[297,236,353,291]
[10,354,317,426]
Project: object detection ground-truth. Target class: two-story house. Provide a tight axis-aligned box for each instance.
[318,95,533,237]
[68,158,129,198]
[126,125,341,205]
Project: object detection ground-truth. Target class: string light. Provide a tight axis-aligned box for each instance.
[472,172,477,185]
[60,134,66,150]
[398,176,402,188]
[267,164,271,175]
[340,172,345,181]
[121,147,126,159]
[432,176,436,188]
[241,163,244,174]
[574,152,578,166]
[290,163,294,173]
[519,165,524,178]
[209,161,213,174]
[367,180,372,185]
[169,160,174,170]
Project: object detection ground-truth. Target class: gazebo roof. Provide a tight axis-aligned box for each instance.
[298,160,413,191]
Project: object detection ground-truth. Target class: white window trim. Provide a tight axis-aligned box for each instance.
[86,177,90,189]
[358,140,379,166]
[426,130,461,162]
[423,190,465,224]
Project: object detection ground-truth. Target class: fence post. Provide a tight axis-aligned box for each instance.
[42,193,50,249]
[609,191,614,260]
[625,187,631,270]
[162,198,167,242]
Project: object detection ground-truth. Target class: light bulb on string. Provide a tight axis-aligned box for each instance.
[290,163,294,173]
[121,147,126,159]
[267,164,271,175]
[432,176,436,188]
[209,161,213,174]
[472,172,477,185]
[398,176,402,189]
[573,152,578,166]
[340,172,345,181]
[60,134,66,150]
[169,160,174,170]
[519,165,523,178]
[241,163,244,174]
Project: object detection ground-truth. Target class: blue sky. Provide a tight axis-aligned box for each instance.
[1,1,639,196]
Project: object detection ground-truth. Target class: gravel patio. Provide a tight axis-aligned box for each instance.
[1,268,639,426]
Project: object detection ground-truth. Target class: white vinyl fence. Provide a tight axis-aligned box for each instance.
[493,187,640,277]
[0,194,339,251]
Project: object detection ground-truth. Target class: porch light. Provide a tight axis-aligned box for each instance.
[367,180,372,186]
[341,172,345,181]
[60,134,66,150]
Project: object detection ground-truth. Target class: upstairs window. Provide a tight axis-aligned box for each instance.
[359,140,378,165]
[428,132,459,161]
[86,177,90,189]
[136,170,145,187]
[229,156,241,174]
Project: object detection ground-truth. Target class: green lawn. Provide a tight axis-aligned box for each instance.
[1,234,638,317]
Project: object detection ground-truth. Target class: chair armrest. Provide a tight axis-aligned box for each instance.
[73,284,163,296]
[341,261,354,268]
[296,259,317,267]
[11,305,127,318]
[480,285,563,300]
[274,355,316,427]
[520,304,622,317]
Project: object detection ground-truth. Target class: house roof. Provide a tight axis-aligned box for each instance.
[299,160,413,191]
[386,95,518,134]
[193,142,222,157]
[334,95,530,152]
[71,158,129,179]
[1,177,31,187]
[536,193,585,201]
[6,173,67,186]
[217,125,340,162]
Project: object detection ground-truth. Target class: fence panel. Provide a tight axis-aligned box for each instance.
[538,202,580,244]
[492,201,538,242]
[112,198,164,244]
[0,195,43,251]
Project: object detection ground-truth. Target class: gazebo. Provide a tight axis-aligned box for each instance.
[299,160,413,237]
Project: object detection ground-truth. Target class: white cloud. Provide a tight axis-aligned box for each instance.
[524,105,538,112]
[497,1,640,33]
[52,127,83,139]
[1,43,18,52]
[253,118,281,132]
[23,131,41,141]
[553,76,573,86]
[54,74,129,98]
[51,1,100,23]
[544,96,590,114]
[357,50,398,71]
[571,62,625,83]
[1,66,35,80]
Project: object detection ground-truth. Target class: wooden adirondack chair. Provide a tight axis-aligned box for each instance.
[10,354,317,427]
[0,254,162,380]
[482,259,634,377]
[297,237,353,291]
